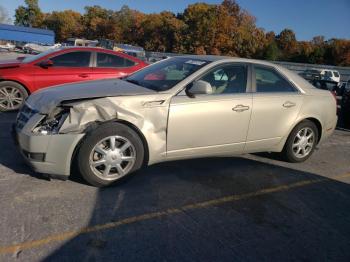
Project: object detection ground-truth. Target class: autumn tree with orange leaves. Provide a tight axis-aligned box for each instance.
[14,0,350,66]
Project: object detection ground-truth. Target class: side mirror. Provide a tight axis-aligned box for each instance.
[187,80,214,98]
[39,60,53,68]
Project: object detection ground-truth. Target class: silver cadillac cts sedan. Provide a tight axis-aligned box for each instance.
[13,56,337,187]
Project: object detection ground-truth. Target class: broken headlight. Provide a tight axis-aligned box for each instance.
[32,108,69,135]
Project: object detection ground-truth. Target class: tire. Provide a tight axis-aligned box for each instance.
[0,81,28,112]
[282,120,319,163]
[77,122,144,187]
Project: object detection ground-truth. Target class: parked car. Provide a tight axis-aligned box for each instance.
[320,69,340,83]
[335,82,346,96]
[0,47,148,111]
[310,79,338,91]
[340,79,350,128]
[23,43,61,54]
[0,42,15,51]
[298,69,322,81]
[13,56,337,187]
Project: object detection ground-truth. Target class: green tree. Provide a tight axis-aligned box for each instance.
[14,0,44,27]
[264,41,280,61]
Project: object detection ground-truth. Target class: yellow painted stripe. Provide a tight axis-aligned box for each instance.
[1,172,350,255]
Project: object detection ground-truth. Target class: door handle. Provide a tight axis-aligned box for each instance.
[283,101,296,108]
[232,105,250,112]
[78,74,89,78]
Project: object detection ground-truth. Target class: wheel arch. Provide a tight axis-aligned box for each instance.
[113,119,150,166]
[304,117,322,144]
[0,79,31,95]
[284,117,323,148]
[70,119,150,174]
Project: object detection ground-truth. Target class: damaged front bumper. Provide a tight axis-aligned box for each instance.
[12,123,84,178]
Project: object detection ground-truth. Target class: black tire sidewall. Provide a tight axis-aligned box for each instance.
[0,81,28,112]
[283,120,319,163]
[77,122,144,187]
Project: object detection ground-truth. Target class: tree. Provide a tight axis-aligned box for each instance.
[324,39,350,66]
[182,3,217,54]
[44,10,83,42]
[82,6,116,40]
[14,0,44,27]
[0,5,11,24]
[264,41,280,61]
[276,29,298,59]
[138,12,185,52]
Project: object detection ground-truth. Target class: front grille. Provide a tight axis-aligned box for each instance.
[16,103,38,130]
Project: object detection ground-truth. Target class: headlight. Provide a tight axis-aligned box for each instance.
[32,107,69,135]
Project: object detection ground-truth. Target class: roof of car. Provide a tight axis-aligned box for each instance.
[178,54,278,67]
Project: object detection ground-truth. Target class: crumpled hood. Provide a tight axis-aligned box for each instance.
[26,78,156,114]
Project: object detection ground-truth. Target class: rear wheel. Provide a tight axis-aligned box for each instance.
[282,120,318,163]
[0,81,28,112]
[78,122,144,187]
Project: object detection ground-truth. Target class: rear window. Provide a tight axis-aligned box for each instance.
[333,71,340,77]
[255,66,296,93]
[97,53,136,68]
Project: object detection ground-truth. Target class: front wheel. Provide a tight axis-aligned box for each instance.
[77,123,145,187]
[282,120,319,163]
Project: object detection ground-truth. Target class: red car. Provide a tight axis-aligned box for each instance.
[0,47,148,111]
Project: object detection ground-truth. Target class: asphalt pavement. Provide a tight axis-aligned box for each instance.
[1,111,350,261]
[1,51,350,261]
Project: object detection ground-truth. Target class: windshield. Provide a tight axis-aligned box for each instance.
[125,57,209,91]
[22,48,61,63]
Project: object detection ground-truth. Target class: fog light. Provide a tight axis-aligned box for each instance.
[23,150,46,162]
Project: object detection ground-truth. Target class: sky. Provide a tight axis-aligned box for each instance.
[1,0,350,41]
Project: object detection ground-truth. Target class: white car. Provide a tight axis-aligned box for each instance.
[0,43,15,51]
[14,56,338,187]
[320,69,341,83]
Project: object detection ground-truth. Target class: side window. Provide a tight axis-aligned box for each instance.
[255,66,295,93]
[50,52,91,67]
[97,53,136,68]
[198,64,247,94]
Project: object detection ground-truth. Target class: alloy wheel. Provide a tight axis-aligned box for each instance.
[0,86,24,111]
[292,127,315,158]
[89,136,136,181]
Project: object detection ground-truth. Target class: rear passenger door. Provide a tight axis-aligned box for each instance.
[34,51,93,89]
[245,65,303,152]
[91,52,140,80]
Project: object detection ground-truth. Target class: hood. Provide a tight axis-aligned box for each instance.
[0,60,21,69]
[26,78,156,114]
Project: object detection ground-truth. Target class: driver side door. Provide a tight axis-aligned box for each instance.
[166,63,253,159]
